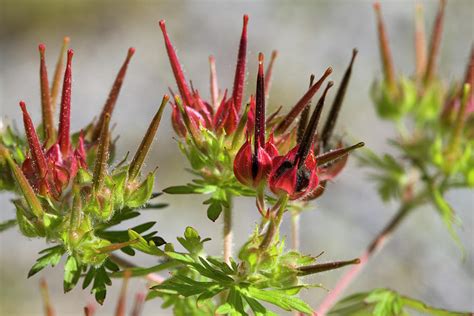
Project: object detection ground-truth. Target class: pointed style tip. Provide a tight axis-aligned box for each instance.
[325,67,333,76]
[416,3,423,12]
[40,277,47,288]
[352,48,358,59]
[38,44,46,54]
[19,100,27,112]
[67,49,74,60]
[373,1,381,12]
[158,19,166,31]
[243,14,249,25]
[424,0,447,84]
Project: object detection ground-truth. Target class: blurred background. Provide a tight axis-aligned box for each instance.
[1,0,473,315]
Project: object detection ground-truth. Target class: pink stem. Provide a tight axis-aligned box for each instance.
[315,205,412,316]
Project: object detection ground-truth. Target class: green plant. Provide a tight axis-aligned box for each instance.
[0,3,471,316]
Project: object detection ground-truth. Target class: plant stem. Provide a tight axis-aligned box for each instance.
[109,253,165,284]
[315,203,414,316]
[291,210,300,250]
[260,195,289,251]
[223,197,233,265]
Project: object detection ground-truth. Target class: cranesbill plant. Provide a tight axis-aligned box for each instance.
[0,39,169,303]
[317,1,473,315]
[0,5,471,316]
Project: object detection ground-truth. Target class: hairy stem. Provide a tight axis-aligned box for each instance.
[315,202,415,316]
[223,197,233,265]
[260,195,289,251]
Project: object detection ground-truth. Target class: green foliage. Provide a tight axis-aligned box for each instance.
[63,256,81,293]
[18,191,167,303]
[361,78,473,248]
[358,150,407,202]
[82,265,112,304]
[329,288,471,316]
[28,245,65,278]
[164,178,253,222]
[149,227,316,315]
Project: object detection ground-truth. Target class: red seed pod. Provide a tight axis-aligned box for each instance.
[19,101,51,195]
[269,81,333,200]
[233,53,277,188]
[268,145,319,200]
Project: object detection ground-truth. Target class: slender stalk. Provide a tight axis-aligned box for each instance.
[291,209,301,316]
[315,203,415,316]
[40,278,55,316]
[109,253,165,284]
[223,197,233,265]
[291,210,300,250]
[260,195,288,251]
[115,270,131,316]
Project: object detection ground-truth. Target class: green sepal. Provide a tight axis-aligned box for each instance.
[15,201,44,237]
[124,171,155,208]
[110,167,129,209]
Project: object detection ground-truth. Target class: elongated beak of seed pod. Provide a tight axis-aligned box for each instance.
[50,37,70,114]
[373,2,397,93]
[128,95,169,181]
[159,20,193,106]
[275,67,332,135]
[58,49,74,156]
[424,0,446,85]
[231,14,249,113]
[321,49,358,149]
[92,47,136,142]
[38,44,54,143]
